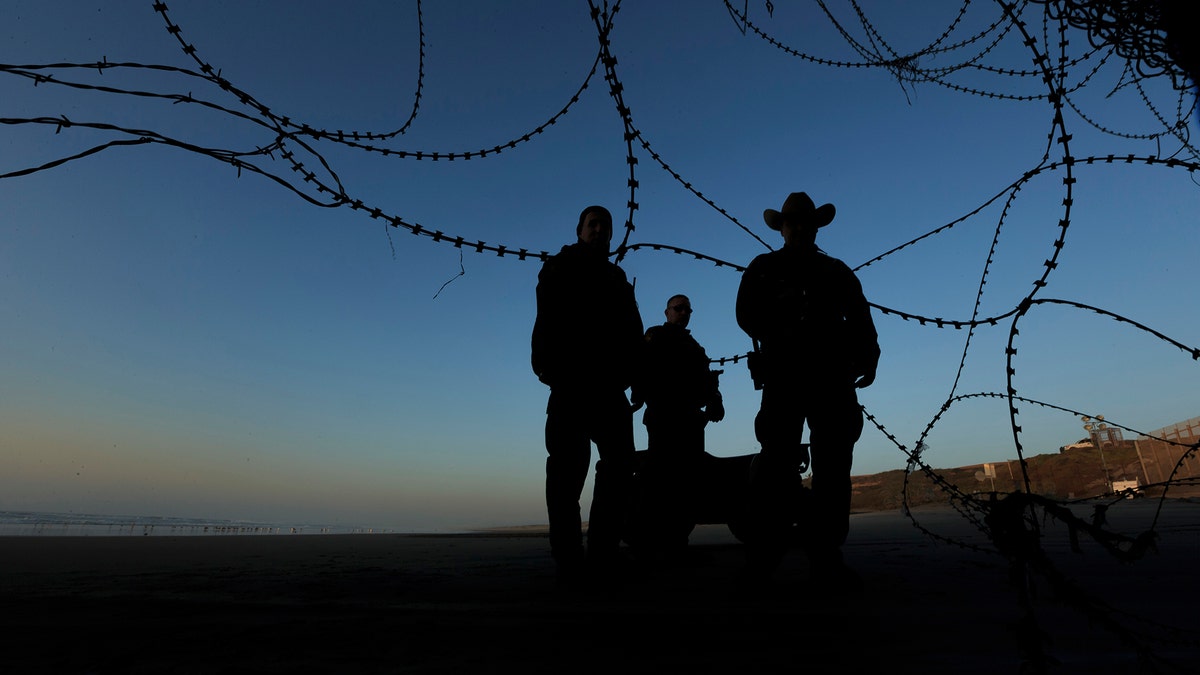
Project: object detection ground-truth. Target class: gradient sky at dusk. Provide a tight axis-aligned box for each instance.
[2,1,1197,531]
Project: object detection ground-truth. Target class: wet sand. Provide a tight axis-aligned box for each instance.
[2,500,1197,674]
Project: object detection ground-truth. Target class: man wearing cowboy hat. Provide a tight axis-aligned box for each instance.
[735,191,880,589]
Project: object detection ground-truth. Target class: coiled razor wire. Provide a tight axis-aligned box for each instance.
[3,1,1199,670]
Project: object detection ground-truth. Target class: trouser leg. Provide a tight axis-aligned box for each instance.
[670,421,706,545]
[806,386,862,556]
[643,419,704,551]
[586,389,635,557]
[749,384,806,568]
[545,391,590,564]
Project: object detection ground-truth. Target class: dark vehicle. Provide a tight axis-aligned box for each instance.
[624,446,811,547]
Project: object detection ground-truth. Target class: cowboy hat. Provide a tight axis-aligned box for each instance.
[763,192,836,231]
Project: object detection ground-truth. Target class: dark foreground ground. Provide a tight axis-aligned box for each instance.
[2,501,1198,674]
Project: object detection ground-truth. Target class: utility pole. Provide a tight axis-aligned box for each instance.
[1082,415,1112,493]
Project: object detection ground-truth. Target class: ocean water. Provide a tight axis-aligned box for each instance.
[0,510,394,536]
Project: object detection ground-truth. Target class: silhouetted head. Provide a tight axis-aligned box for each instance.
[576,205,613,252]
[664,294,692,328]
[764,192,834,246]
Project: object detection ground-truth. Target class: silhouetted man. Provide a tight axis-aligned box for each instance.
[630,294,724,556]
[531,205,644,581]
[736,191,879,589]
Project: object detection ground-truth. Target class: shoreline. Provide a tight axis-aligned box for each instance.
[10,491,1195,539]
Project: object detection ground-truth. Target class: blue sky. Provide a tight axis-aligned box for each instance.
[2,1,1197,531]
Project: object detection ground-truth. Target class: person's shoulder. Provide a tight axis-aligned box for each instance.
[539,243,582,274]
[541,243,571,263]
[818,250,854,273]
[744,250,780,270]
[603,258,632,287]
[542,243,628,275]
[647,322,686,342]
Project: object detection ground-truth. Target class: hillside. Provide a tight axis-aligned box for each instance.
[847,441,1185,512]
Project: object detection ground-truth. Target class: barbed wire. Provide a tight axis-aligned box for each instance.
[3,2,1199,668]
[724,1,1200,667]
[1031,0,1198,88]
[153,1,428,144]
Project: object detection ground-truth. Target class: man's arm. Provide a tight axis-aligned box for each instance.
[735,256,766,341]
[530,262,562,386]
[842,267,880,388]
[737,259,774,390]
[615,269,645,392]
[629,326,654,412]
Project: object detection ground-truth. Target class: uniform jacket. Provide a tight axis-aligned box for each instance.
[736,242,879,383]
[531,242,644,392]
[636,322,720,426]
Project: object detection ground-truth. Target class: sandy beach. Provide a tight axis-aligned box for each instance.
[2,500,1197,674]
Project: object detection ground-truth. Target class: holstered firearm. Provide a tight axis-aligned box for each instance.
[747,339,766,390]
[708,368,724,386]
[705,369,725,423]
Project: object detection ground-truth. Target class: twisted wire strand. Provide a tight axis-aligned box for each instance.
[153,0,427,143]
[589,0,643,263]
[731,0,1054,101]
[839,0,1017,94]
[156,0,607,162]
